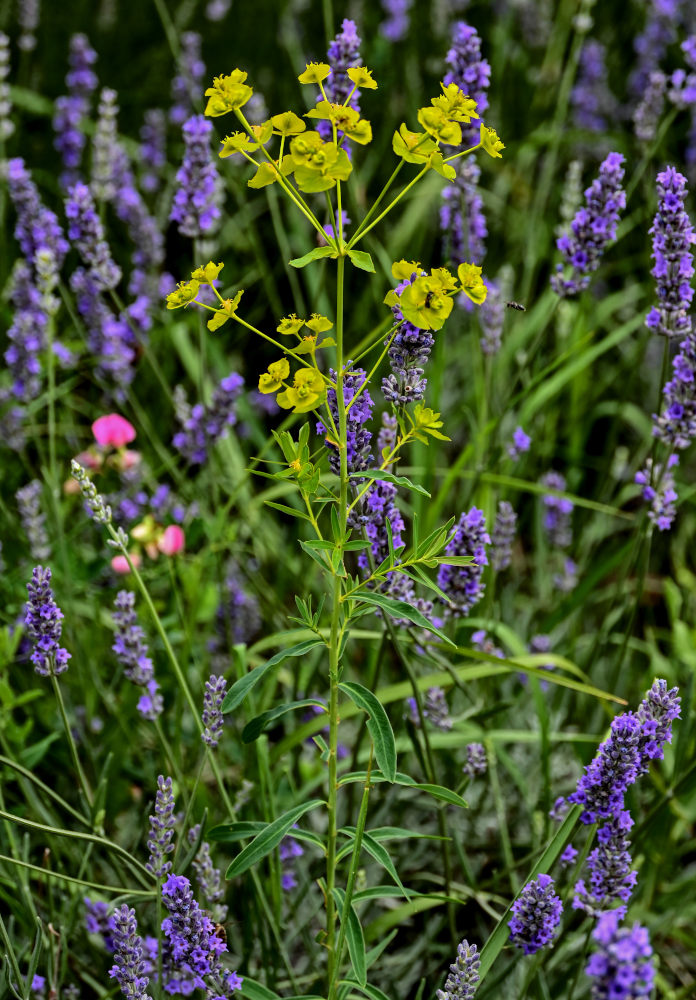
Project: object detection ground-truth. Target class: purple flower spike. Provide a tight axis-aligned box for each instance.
[463,743,487,779]
[438,508,490,617]
[317,366,374,476]
[146,776,176,878]
[6,158,69,268]
[508,874,562,955]
[202,675,227,748]
[541,471,573,547]
[24,566,71,677]
[170,32,205,126]
[109,905,150,1000]
[171,115,222,238]
[586,911,654,999]
[319,19,362,148]
[645,166,695,340]
[380,0,413,42]
[443,21,490,146]
[491,500,517,572]
[112,591,162,720]
[172,372,244,465]
[382,270,434,405]
[573,811,637,916]
[436,939,480,1000]
[53,33,98,189]
[65,182,121,290]
[551,152,626,297]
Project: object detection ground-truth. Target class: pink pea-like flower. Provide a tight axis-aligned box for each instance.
[111,553,141,574]
[158,525,185,556]
[92,414,137,449]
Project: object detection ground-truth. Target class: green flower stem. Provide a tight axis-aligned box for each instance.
[50,675,93,810]
[336,179,344,243]
[0,809,152,885]
[153,717,187,793]
[349,161,404,246]
[326,253,348,993]
[233,315,332,376]
[0,913,31,1000]
[330,748,374,995]
[0,854,156,896]
[45,314,57,491]
[442,137,482,163]
[344,326,400,415]
[347,166,429,249]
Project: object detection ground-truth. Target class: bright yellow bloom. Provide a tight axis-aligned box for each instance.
[298,62,330,84]
[271,111,306,135]
[457,262,487,305]
[305,313,333,334]
[392,260,422,280]
[431,83,479,123]
[347,66,377,90]
[204,70,253,116]
[166,280,200,309]
[277,314,306,336]
[206,289,244,330]
[481,125,505,158]
[248,162,281,188]
[392,123,436,163]
[219,132,258,157]
[398,275,454,331]
[427,150,456,181]
[276,368,326,413]
[191,261,224,283]
[417,106,462,145]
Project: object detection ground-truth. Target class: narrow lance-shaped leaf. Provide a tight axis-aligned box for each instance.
[339,681,397,782]
[226,799,325,878]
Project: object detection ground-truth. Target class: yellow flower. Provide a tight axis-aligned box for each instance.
[204,70,253,116]
[166,280,200,309]
[191,261,224,283]
[286,131,324,166]
[219,132,258,157]
[247,162,280,188]
[305,102,372,144]
[277,314,306,336]
[259,358,290,393]
[206,289,244,330]
[305,313,333,334]
[298,62,330,84]
[416,106,462,145]
[392,260,422,280]
[391,123,436,164]
[427,150,456,181]
[294,143,352,192]
[276,368,326,413]
[457,262,487,305]
[271,111,306,135]
[481,125,505,158]
[431,83,479,123]
[347,66,377,90]
[250,121,273,144]
[398,275,454,331]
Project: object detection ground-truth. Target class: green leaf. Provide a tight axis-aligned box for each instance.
[221,640,325,714]
[339,681,396,782]
[209,821,325,852]
[242,698,326,743]
[226,800,325,878]
[289,246,338,269]
[350,469,431,498]
[347,249,376,273]
[239,977,281,1000]
[336,830,410,900]
[337,771,467,809]
[333,889,367,986]
[263,500,310,521]
[350,591,455,648]
[342,979,392,1000]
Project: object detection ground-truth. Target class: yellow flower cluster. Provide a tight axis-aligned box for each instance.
[258,357,326,413]
[384,259,487,331]
[165,262,244,332]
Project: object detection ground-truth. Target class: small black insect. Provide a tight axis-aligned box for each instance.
[424,291,435,308]
[506,301,526,311]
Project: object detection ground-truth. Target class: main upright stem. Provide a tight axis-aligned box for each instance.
[326,254,348,996]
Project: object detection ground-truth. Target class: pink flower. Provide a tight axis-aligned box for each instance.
[110,552,141,574]
[158,525,185,556]
[92,414,136,449]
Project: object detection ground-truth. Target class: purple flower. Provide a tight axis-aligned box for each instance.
[358,478,405,569]
[490,500,516,572]
[653,335,696,450]
[91,89,127,203]
[629,0,685,99]
[172,372,244,465]
[645,166,695,339]
[636,677,681,763]
[112,591,162,720]
[171,114,222,238]
[635,455,679,531]
[6,158,69,268]
[463,743,487,779]
[24,566,71,677]
[202,675,227,748]
[210,563,262,658]
[508,426,531,460]
[380,0,413,42]
[438,508,490,616]
[508,874,562,954]
[109,905,151,999]
[0,32,15,141]
[560,844,578,868]
[279,834,304,892]
[170,32,205,126]
[188,826,228,922]
[541,471,573,547]
[436,939,480,1000]
[382,271,434,404]
[139,109,167,193]
[479,279,504,354]
[16,480,50,562]
[53,33,98,189]
[319,19,362,147]
[30,974,45,994]
[551,152,626,297]
[574,811,637,916]
[421,687,452,731]
[571,41,618,132]
[549,797,569,822]
[317,366,373,476]
[146,776,176,878]
[586,911,654,999]
[65,182,121,290]
[85,897,116,950]
[634,71,667,143]
[441,158,487,272]
[5,262,47,403]
[443,21,490,147]
[472,629,503,659]
[70,268,136,399]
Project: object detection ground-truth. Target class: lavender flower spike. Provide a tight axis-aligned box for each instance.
[645,166,695,339]
[585,911,654,999]
[382,270,434,404]
[146,776,176,878]
[491,500,516,571]
[0,33,15,141]
[109,905,151,1000]
[319,19,362,148]
[16,480,51,562]
[436,939,480,1000]
[541,471,573,547]
[170,115,222,238]
[551,152,626,297]
[188,826,228,922]
[53,33,98,189]
[112,592,153,685]
[463,743,487,779]
[508,874,562,954]
[24,566,71,677]
[437,508,490,616]
[65,182,121,290]
[202,675,227,748]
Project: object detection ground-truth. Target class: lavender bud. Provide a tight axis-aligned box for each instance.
[541,471,573,547]
[202,675,226,748]
[108,904,150,999]
[634,71,666,143]
[437,507,490,617]
[65,182,121,290]
[436,939,480,1000]
[24,565,71,677]
[146,776,176,878]
[645,165,695,339]
[508,874,562,954]
[0,32,15,141]
[188,826,228,921]
[491,500,517,572]
[170,115,222,239]
[91,88,123,202]
[463,743,487,778]
[70,459,113,523]
[16,480,51,561]
[585,911,654,999]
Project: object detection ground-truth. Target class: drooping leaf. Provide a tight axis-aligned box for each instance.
[333,888,367,986]
[221,640,325,714]
[289,246,338,268]
[339,681,396,781]
[350,591,455,648]
[226,800,325,878]
[347,249,376,273]
[350,469,431,498]
[242,698,326,743]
